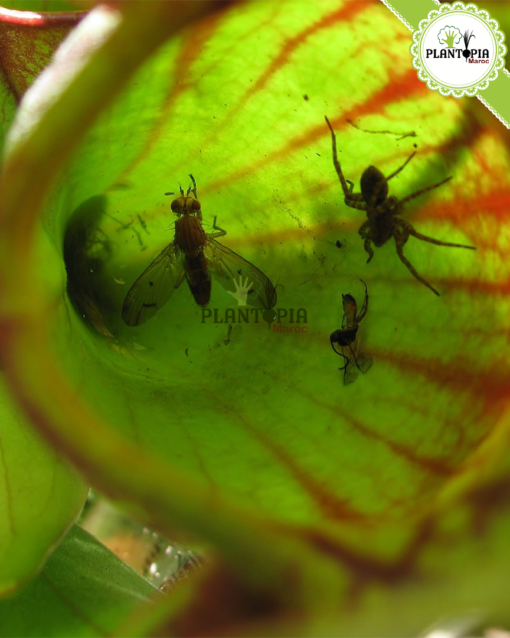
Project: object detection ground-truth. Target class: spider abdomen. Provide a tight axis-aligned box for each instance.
[361,166,388,206]
[371,212,395,246]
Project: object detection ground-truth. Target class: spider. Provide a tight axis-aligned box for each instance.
[325,116,475,296]
[330,279,373,385]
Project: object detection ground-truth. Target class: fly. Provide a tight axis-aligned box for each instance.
[330,279,373,385]
[122,175,277,326]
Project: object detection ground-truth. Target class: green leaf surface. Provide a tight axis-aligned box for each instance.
[1,0,510,635]
[0,375,86,595]
[0,524,160,638]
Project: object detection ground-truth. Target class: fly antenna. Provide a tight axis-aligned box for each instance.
[188,173,198,198]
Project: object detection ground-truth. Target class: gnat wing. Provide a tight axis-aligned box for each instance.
[341,344,373,385]
[343,357,359,385]
[206,240,277,310]
[356,351,373,374]
[122,244,184,326]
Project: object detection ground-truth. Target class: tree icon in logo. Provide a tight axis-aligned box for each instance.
[437,26,462,48]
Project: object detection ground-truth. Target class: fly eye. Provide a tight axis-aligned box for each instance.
[192,199,201,211]
[171,200,179,212]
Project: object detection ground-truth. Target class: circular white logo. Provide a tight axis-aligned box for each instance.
[411,2,506,97]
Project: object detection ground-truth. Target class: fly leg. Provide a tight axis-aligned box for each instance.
[207,216,227,240]
[335,350,349,371]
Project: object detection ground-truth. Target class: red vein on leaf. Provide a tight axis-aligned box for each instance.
[153,1,383,184]
[256,367,456,517]
[198,2,286,79]
[132,364,375,525]
[270,365,458,479]
[288,519,434,587]
[373,392,482,458]
[110,10,227,189]
[227,1,372,113]
[341,411,455,477]
[291,334,500,479]
[200,69,429,195]
[375,349,510,422]
[143,67,436,228]
[110,3,285,189]
[288,459,510,591]
[232,413,373,524]
[417,188,510,225]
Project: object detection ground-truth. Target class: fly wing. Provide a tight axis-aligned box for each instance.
[343,357,359,385]
[356,351,373,374]
[206,240,277,310]
[341,343,372,385]
[122,244,184,326]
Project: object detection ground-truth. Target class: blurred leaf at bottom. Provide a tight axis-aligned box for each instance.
[0,524,160,638]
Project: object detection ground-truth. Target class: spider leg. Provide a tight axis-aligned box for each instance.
[325,116,351,198]
[394,224,440,296]
[399,176,452,207]
[356,279,369,323]
[358,220,370,238]
[364,238,374,263]
[399,218,475,249]
[346,198,367,209]
[359,222,375,262]
[344,179,366,207]
[385,151,416,181]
